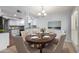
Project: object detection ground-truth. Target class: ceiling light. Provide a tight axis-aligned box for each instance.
[37,6,47,17]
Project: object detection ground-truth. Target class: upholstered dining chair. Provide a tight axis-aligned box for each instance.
[53,34,66,53]
[21,31,28,41]
[43,34,66,53]
[13,36,39,53]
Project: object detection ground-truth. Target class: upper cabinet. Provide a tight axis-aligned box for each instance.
[48,21,61,29]
[9,19,25,26]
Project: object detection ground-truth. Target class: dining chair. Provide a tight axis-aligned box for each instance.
[53,34,66,53]
[43,34,66,53]
[49,33,57,39]
[14,36,39,53]
[21,31,28,41]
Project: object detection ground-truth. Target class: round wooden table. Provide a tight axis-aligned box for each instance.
[26,36,53,53]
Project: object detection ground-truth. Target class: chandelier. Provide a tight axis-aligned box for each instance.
[38,6,47,16]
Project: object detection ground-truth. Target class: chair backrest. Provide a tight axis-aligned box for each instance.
[21,31,27,41]
[13,36,30,53]
[54,34,66,53]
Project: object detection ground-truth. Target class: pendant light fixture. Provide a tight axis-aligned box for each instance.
[38,6,47,16]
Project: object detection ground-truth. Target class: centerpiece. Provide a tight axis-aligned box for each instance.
[40,28,46,39]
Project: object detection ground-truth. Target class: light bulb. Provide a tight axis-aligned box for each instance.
[42,10,45,13]
[38,13,41,16]
[44,13,47,16]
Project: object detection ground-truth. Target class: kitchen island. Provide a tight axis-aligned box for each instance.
[0,32,9,51]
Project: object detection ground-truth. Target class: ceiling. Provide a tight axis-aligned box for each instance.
[0,6,75,19]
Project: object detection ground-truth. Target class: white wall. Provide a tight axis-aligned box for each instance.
[36,12,71,41]
[37,13,68,31]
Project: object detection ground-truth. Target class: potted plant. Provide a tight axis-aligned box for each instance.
[0,29,4,33]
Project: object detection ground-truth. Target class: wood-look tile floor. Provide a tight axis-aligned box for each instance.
[63,42,76,53]
[0,42,76,53]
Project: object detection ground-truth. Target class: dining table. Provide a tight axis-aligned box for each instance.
[25,32,56,53]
